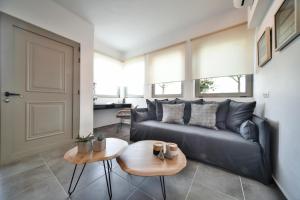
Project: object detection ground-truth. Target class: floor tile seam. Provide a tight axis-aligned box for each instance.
[125,187,139,200]
[184,165,199,200]
[239,176,246,200]
[65,162,107,195]
[43,156,106,196]
[111,170,141,190]
[41,156,69,197]
[136,177,164,199]
[197,181,241,200]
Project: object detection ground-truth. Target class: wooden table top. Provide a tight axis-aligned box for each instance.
[117,140,186,177]
[64,138,128,164]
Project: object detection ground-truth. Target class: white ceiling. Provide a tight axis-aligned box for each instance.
[53,0,239,56]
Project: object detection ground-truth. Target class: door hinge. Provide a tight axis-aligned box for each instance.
[78,90,80,95]
[78,46,80,52]
[78,58,80,63]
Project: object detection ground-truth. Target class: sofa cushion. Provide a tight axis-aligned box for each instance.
[155,99,176,121]
[189,104,218,129]
[240,120,258,142]
[204,99,230,130]
[175,98,203,124]
[132,109,149,122]
[226,100,256,133]
[162,103,185,124]
[146,99,157,120]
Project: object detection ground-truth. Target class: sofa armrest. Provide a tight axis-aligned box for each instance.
[131,108,149,124]
[252,115,272,183]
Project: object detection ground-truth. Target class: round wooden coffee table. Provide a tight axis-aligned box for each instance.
[64,138,128,199]
[116,140,187,200]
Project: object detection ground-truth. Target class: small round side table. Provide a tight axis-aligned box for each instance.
[64,138,128,199]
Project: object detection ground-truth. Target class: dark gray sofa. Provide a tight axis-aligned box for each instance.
[130,108,272,184]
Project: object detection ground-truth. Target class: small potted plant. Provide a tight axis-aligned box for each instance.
[92,133,106,152]
[76,133,93,154]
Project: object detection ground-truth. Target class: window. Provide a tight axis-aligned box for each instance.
[93,52,122,97]
[152,81,183,98]
[124,57,145,97]
[147,43,185,97]
[191,24,254,79]
[195,74,253,97]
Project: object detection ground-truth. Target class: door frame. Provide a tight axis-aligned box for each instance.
[0,12,80,164]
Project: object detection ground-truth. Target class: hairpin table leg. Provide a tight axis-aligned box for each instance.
[68,163,86,196]
[106,160,113,172]
[159,176,166,200]
[103,161,112,199]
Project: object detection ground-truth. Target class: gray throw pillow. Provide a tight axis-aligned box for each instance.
[155,99,176,121]
[189,104,219,129]
[175,98,203,124]
[162,104,185,124]
[240,120,258,142]
[204,99,230,130]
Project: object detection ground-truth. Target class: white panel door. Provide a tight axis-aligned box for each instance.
[0,14,79,164]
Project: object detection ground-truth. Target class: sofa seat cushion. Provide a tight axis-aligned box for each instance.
[131,120,264,181]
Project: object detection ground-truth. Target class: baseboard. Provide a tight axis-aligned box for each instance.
[272,175,289,200]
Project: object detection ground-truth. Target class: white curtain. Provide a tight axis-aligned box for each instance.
[124,56,145,95]
[147,43,185,84]
[93,52,123,95]
[191,24,254,79]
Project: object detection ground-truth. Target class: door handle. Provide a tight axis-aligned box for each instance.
[4,92,22,97]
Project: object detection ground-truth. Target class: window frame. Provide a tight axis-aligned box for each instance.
[195,74,253,98]
[124,87,144,98]
[152,81,184,98]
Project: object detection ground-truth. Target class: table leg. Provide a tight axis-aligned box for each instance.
[103,160,112,199]
[106,160,113,172]
[159,176,166,200]
[68,163,86,196]
[116,118,123,133]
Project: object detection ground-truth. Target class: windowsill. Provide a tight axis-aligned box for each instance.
[195,93,253,98]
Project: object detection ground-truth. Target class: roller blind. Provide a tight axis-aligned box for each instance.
[93,52,123,96]
[124,56,145,95]
[147,43,185,84]
[192,24,254,79]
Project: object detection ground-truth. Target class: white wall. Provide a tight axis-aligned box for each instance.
[94,109,121,128]
[0,0,94,136]
[254,0,300,199]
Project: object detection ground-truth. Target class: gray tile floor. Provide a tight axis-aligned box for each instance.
[0,124,286,200]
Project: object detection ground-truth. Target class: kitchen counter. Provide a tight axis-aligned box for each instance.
[93,103,132,110]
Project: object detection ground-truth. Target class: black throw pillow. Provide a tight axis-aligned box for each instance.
[175,98,203,124]
[146,99,157,120]
[240,120,258,142]
[226,100,256,133]
[204,99,231,130]
[132,109,149,122]
[155,99,176,121]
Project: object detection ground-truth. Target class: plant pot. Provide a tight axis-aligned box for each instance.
[77,142,91,154]
[93,138,106,152]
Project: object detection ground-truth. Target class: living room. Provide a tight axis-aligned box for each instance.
[0,0,299,199]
